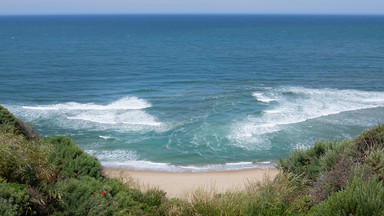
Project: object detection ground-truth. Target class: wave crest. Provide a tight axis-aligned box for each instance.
[86,149,275,172]
[229,87,384,149]
[12,96,163,131]
[22,96,151,110]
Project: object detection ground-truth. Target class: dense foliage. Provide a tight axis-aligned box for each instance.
[0,105,167,215]
[1,104,384,215]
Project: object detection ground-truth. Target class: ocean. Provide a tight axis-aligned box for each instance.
[1,15,384,172]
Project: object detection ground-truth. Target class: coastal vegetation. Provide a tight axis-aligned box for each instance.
[1,104,384,215]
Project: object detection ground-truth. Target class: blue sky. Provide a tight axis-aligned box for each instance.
[1,0,383,15]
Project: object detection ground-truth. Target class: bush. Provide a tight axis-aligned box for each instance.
[318,139,352,172]
[140,188,167,209]
[0,178,33,216]
[1,106,166,215]
[51,176,114,215]
[191,187,245,216]
[366,148,384,179]
[46,136,103,180]
[278,140,337,181]
[310,156,356,204]
[246,173,308,216]
[310,177,384,216]
[0,105,23,134]
[0,105,39,140]
[188,173,308,216]
[0,129,57,186]
[51,176,156,215]
[354,124,384,154]
[159,198,196,216]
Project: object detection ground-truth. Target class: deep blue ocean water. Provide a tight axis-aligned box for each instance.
[1,15,384,171]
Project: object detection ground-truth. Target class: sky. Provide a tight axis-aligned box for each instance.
[0,0,383,15]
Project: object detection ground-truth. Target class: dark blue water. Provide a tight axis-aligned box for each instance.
[1,15,384,171]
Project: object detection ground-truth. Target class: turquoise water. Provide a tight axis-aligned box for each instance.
[1,15,384,171]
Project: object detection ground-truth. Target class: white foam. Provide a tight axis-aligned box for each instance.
[99,135,114,140]
[12,96,163,132]
[229,87,384,149]
[87,149,275,172]
[101,160,275,172]
[67,110,161,126]
[252,92,276,103]
[362,98,384,103]
[263,109,284,114]
[226,161,253,166]
[22,96,151,110]
[86,149,139,161]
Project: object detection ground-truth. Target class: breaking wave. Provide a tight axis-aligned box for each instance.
[89,149,275,172]
[8,96,163,132]
[22,96,151,110]
[229,87,384,150]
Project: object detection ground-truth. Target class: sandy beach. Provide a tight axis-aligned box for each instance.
[103,168,279,199]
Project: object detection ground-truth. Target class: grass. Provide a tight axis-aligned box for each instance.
[309,177,384,215]
[1,104,384,215]
[0,105,168,215]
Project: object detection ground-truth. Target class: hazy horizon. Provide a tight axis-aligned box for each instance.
[1,13,384,16]
[1,0,383,15]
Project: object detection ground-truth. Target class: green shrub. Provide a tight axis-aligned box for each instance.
[46,136,103,180]
[353,124,384,157]
[190,187,247,216]
[159,198,196,216]
[278,140,332,180]
[0,105,39,140]
[0,105,23,133]
[104,178,143,211]
[0,129,57,186]
[0,178,33,216]
[349,164,374,182]
[278,139,354,184]
[51,176,114,215]
[189,173,308,216]
[51,176,153,215]
[0,106,53,185]
[140,188,167,210]
[190,187,227,216]
[318,140,352,172]
[309,156,357,204]
[284,195,312,216]
[310,177,384,216]
[366,148,384,179]
[0,106,168,215]
[246,173,307,216]
[306,126,384,205]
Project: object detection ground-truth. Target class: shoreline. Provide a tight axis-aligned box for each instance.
[103,167,279,199]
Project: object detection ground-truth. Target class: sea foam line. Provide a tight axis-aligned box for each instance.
[100,161,276,173]
[229,87,384,149]
[22,96,151,110]
[66,110,162,126]
[13,96,164,131]
[86,149,275,172]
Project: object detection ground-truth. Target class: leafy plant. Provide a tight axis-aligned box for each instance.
[46,136,103,180]
[310,177,384,216]
[0,178,33,216]
[0,105,39,140]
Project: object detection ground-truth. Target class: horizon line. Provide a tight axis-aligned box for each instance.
[1,12,384,16]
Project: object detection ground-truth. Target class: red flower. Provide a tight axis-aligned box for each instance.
[101,192,106,197]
